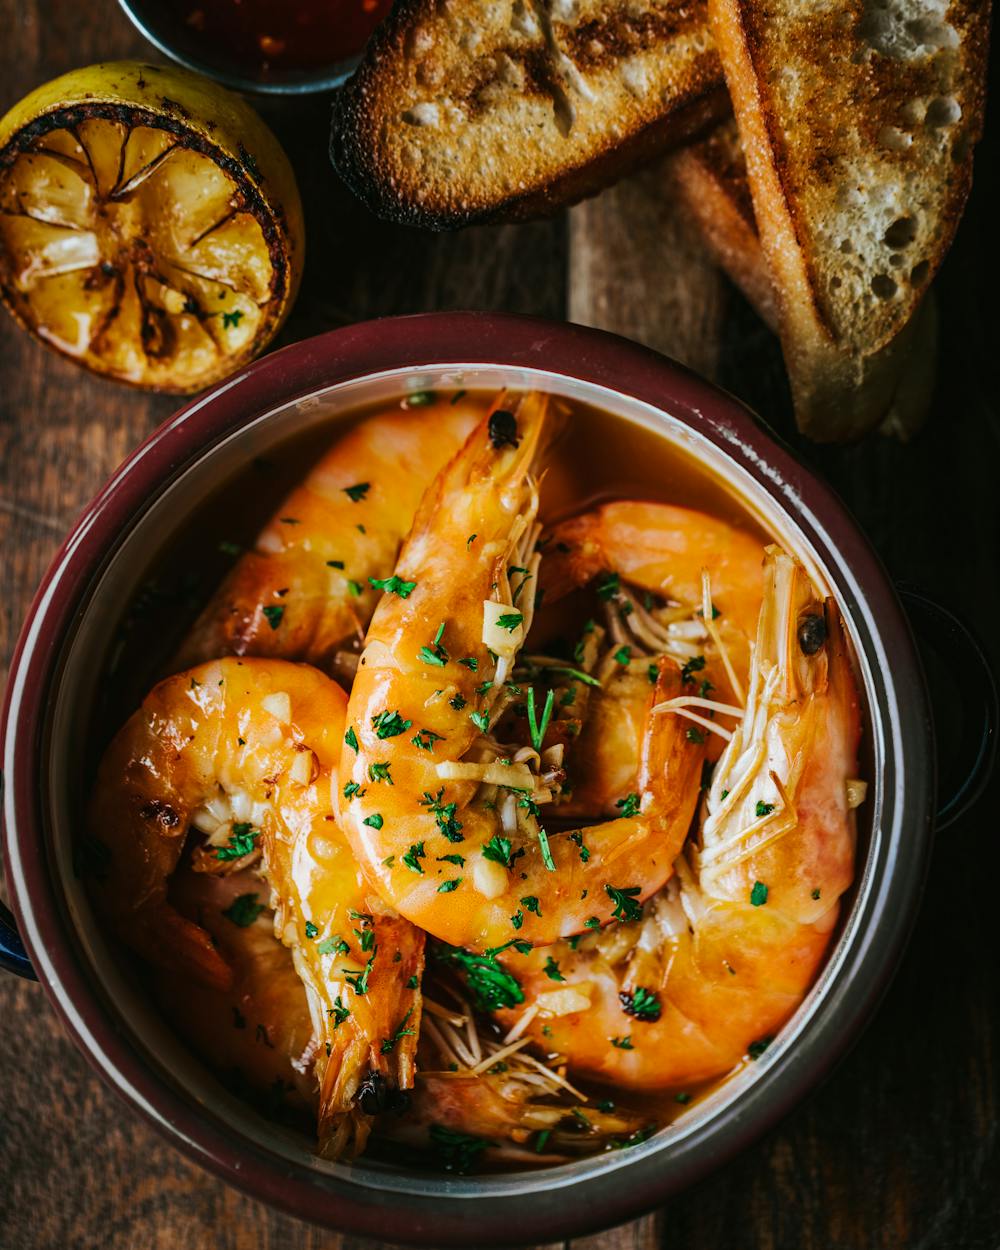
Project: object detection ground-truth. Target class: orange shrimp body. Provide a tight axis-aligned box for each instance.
[494,549,862,1090]
[87,656,423,1158]
[339,394,704,953]
[155,867,319,1116]
[176,398,482,673]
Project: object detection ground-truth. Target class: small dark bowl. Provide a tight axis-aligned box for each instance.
[118,0,365,95]
[0,313,961,1243]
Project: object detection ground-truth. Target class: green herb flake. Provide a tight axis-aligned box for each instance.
[372,709,412,739]
[345,726,359,752]
[407,974,419,989]
[482,833,514,868]
[686,726,706,744]
[520,895,541,916]
[420,788,464,842]
[438,878,462,893]
[614,645,632,666]
[610,1035,634,1050]
[430,1125,491,1174]
[620,986,661,1022]
[221,309,244,330]
[437,853,465,867]
[458,656,479,671]
[449,693,467,711]
[750,880,769,906]
[469,710,490,733]
[496,612,523,632]
[368,762,393,784]
[436,945,525,1014]
[811,888,821,900]
[343,482,370,503]
[317,937,350,956]
[596,571,620,601]
[748,1036,773,1060]
[606,884,643,923]
[675,1092,692,1105]
[616,792,641,819]
[222,893,264,927]
[328,996,351,1028]
[526,686,555,751]
[326,559,345,569]
[402,842,426,874]
[412,728,444,752]
[215,823,259,861]
[537,825,556,872]
[647,663,659,685]
[756,800,776,818]
[380,1007,415,1054]
[369,574,417,598]
[543,955,565,982]
[262,604,284,630]
[407,390,436,407]
[304,921,318,939]
[363,812,384,831]
[681,655,706,684]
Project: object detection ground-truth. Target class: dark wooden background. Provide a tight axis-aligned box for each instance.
[2,3,998,1248]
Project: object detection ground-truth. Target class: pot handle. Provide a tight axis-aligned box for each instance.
[0,899,35,980]
[899,588,998,831]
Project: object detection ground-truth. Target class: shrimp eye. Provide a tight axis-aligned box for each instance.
[355,1071,409,1116]
[797,613,827,655]
[488,409,520,450]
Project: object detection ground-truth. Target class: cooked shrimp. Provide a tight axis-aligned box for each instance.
[379,986,649,1168]
[154,866,319,1117]
[86,656,423,1158]
[523,501,766,818]
[175,395,482,675]
[490,547,862,1089]
[339,393,705,952]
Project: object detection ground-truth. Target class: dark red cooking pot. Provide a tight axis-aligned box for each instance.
[1,314,994,1244]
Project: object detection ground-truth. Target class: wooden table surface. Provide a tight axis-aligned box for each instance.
[2,4,998,1248]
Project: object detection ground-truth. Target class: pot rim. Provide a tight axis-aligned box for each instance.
[0,312,934,1244]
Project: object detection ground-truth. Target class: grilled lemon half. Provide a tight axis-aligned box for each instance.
[0,62,304,393]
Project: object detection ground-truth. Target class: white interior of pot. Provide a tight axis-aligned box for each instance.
[43,365,884,1197]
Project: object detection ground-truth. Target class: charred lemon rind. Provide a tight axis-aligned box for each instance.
[0,62,303,394]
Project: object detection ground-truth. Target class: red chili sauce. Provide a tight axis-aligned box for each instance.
[160,0,392,77]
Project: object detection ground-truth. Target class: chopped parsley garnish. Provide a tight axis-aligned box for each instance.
[616,792,641,819]
[403,842,426,873]
[380,1008,415,1053]
[368,762,393,784]
[222,893,264,927]
[681,655,706,684]
[609,1126,656,1151]
[520,895,541,916]
[449,693,466,711]
[543,955,565,982]
[534,1129,551,1153]
[511,910,523,929]
[610,1035,634,1050]
[407,975,419,989]
[811,888,821,900]
[437,853,465,867]
[348,579,363,596]
[750,880,769,906]
[215,823,258,861]
[596,572,620,601]
[363,813,384,830]
[326,558,345,569]
[317,937,350,956]
[614,645,632,666]
[328,996,351,1028]
[354,925,376,953]
[469,710,490,733]
[606,884,643,923]
[620,986,661,1022]
[372,710,412,739]
[369,574,417,598]
[419,622,449,666]
[686,726,706,744]
[407,390,436,406]
[748,1036,773,1060]
[537,825,556,872]
[526,686,555,751]
[437,878,462,893]
[343,482,370,503]
[755,800,776,818]
[221,309,244,330]
[343,781,365,799]
[261,604,284,630]
[420,788,463,842]
[458,656,479,671]
[466,532,477,548]
[675,1092,692,1105]
[412,728,444,752]
[345,727,359,752]
[482,833,515,868]
[429,1125,491,1174]
[647,663,659,685]
[495,612,523,632]
[304,921,318,939]
[436,945,525,1013]
[584,916,601,929]
[342,950,377,995]
[569,830,591,863]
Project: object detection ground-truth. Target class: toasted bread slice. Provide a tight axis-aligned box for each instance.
[671,119,939,439]
[706,0,988,440]
[669,117,778,330]
[331,0,728,228]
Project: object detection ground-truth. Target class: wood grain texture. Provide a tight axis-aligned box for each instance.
[1,3,998,1249]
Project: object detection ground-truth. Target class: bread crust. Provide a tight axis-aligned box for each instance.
[331,0,728,228]
[707,0,989,439]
